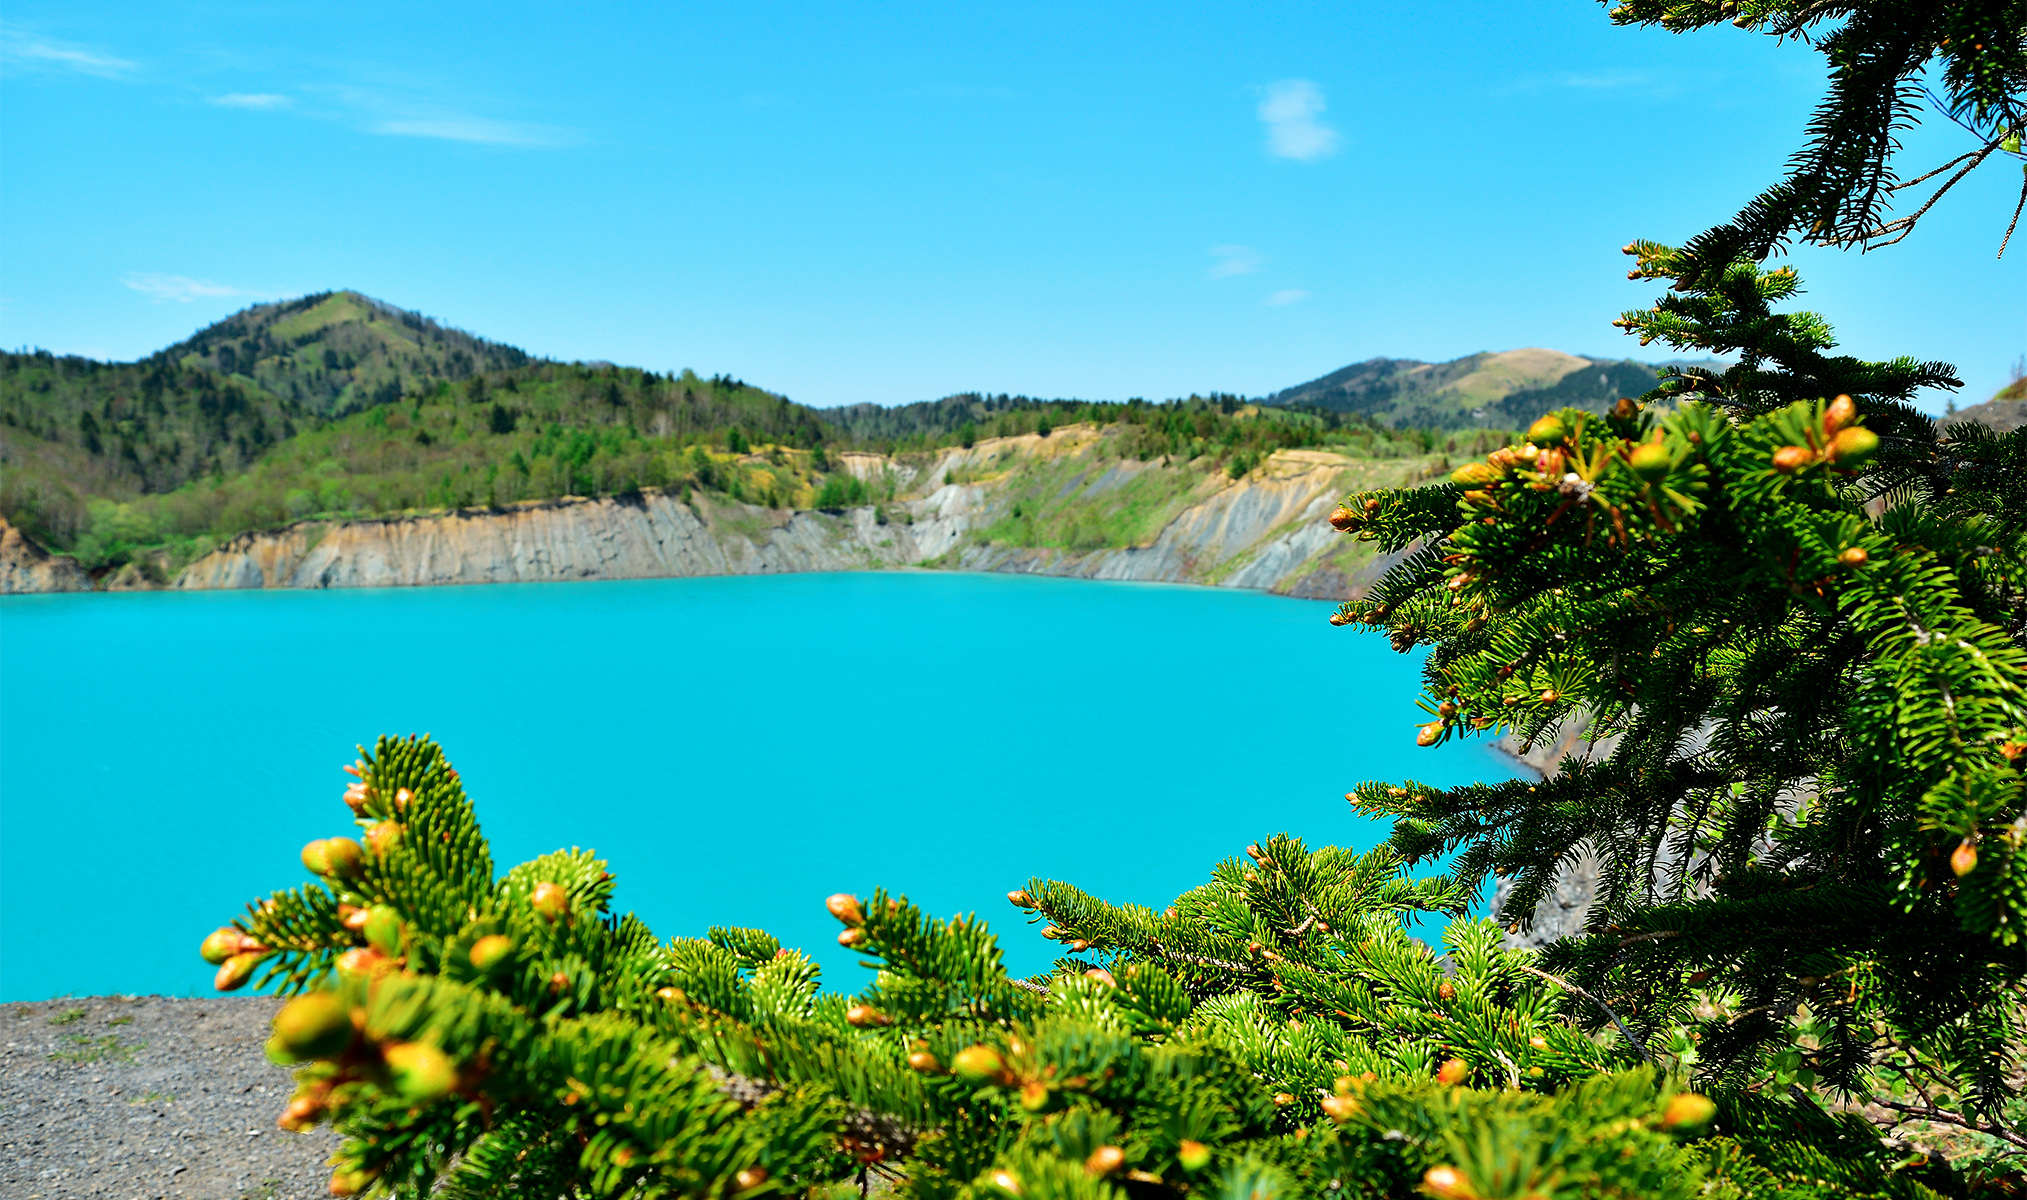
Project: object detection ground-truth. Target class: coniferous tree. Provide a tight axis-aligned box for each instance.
[206,735,1958,1199]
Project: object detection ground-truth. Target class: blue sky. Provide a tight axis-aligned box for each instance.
[2,2,2020,410]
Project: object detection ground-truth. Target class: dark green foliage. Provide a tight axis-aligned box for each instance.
[1608,0,2027,270]
[215,750,1948,1199]
[0,349,310,545]
[1329,249,2027,1167]
[164,290,530,415]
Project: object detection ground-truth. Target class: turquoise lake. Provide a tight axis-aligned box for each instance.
[0,572,1517,1001]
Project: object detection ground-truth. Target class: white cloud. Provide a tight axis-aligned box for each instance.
[1208,244,1263,279]
[123,274,255,303]
[1265,289,1310,307]
[1559,69,1651,89]
[0,26,134,77]
[372,116,568,146]
[1257,80,1339,161]
[211,92,292,109]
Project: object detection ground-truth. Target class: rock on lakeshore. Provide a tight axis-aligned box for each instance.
[0,519,91,594]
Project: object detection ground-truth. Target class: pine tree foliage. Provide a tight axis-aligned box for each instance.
[202,737,1977,1198]
[1327,237,2027,1165]
[1606,0,2026,266]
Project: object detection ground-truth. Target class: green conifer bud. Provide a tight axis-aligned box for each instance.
[1824,394,1858,434]
[530,881,570,921]
[1178,1141,1211,1172]
[1828,426,1878,467]
[214,951,263,992]
[300,839,330,875]
[826,893,865,925]
[277,1092,326,1132]
[321,838,365,878]
[383,1041,456,1104]
[270,992,354,1062]
[336,947,385,980]
[199,926,244,965]
[469,934,514,972]
[364,821,402,858]
[363,905,403,956]
[1628,442,1670,480]
[1422,1166,1470,1199]
[951,1044,1006,1083]
[1661,1091,1716,1128]
[1526,415,1567,447]
[328,1166,379,1196]
[1772,445,1813,473]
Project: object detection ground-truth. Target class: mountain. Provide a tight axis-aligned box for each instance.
[4,294,1397,578]
[0,293,805,553]
[0,290,1684,587]
[1263,348,1692,430]
[162,290,532,415]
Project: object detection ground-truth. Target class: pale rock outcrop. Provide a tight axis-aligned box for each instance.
[0,517,91,593]
[12,432,1422,600]
[161,440,1403,598]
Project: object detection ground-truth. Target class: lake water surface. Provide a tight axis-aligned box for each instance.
[0,572,1516,1000]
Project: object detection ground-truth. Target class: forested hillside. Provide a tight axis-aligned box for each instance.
[1,351,311,541]
[161,291,530,414]
[0,295,1480,579]
[0,292,1712,582]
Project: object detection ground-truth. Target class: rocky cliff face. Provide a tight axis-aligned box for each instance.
[0,517,91,593]
[60,429,1425,599]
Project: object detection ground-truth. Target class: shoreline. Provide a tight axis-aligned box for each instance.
[0,440,1407,601]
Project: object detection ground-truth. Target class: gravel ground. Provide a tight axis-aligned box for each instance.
[1,995,341,1200]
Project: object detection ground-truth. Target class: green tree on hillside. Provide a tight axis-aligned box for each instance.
[192,5,2025,1197]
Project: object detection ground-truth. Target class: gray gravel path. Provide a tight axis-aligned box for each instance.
[1,996,340,1200]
